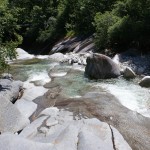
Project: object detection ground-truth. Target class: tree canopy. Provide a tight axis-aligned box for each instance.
[1,0,150,70]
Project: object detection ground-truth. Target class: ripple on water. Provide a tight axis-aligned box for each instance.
[93,77,150,117]
[10,59,58,81]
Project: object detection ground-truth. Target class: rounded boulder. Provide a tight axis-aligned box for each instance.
[85,53,121,79]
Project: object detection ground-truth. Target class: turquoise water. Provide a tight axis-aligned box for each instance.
[10,57,150,117]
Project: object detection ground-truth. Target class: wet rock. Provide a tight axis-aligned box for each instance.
[30,80,48,86]
[50,72,67,77]
[85,53,121,79]
[139,76,150,87]
[123,67,136,78]
[0,96,29,133]
[44,82,60,88]
[48,65,70,78]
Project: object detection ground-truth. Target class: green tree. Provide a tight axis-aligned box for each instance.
[0,0,22,71]
[94,12,119,50]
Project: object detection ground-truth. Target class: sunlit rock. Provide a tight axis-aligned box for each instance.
[139,76,150,87]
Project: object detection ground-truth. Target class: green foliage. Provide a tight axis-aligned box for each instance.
[94,0,150,52]
[0,0,22,71]
[1,0,150,65]
[94,12,119,50]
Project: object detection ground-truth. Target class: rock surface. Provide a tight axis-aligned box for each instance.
[85,53,121,79]
[10,107,131,150]
[123,67,136,78]
[117,50,150,75]
[49,53,68,62]
[0,96,29,133]
[139,76,150,87]
[33,82,150,150]
[16,48,34,59]
[50,36,95,54]
[0,133,53,150]
[0,79,23,103]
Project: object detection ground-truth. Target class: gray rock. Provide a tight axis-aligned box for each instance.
[85,53,121,79]
[0,133,53,150]
[15,99,37,119]
[79,43,95,53]
[49,53,67,62]
[20,116,48,138]
[0,96,29,133]
[46,117,58,127]
[123,67,136,78]
[139,76,150,87]
[77,119,114,150]
[74,38,94,53]
[0,79,23,103]
[39,107,59,117]
[51,36,95,54]
[19,105,131,150]
[111,126,132,150]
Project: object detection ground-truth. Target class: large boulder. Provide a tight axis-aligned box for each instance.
[85,53,121,79]
[139,76,150,87]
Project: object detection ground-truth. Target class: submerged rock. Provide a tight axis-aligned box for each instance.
[85,53,121,79]
[139,76,150,87]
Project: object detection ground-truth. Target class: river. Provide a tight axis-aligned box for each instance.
[10,48,150,118]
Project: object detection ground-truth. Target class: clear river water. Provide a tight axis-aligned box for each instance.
[9,49,150,118]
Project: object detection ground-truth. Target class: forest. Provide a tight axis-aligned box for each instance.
[0,0,150,70]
